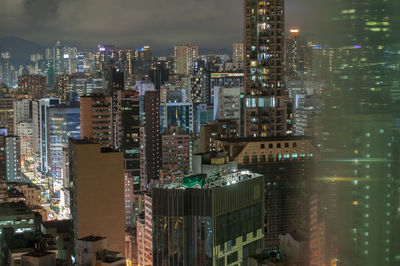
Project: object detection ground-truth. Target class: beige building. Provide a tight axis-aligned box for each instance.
[232,42,244,63]
[69,140,125,255]
[174,42,198,75]
[136,194,152,265]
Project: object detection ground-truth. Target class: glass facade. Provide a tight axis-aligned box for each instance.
[49,106,80,179]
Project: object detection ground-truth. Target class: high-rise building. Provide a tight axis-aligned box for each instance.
[115,90,141,184]
[18,75,47,101]
[213,86,242,122]
[69,139,125,256]
[285,28,306,79]
[37,98,61,173]
[114,90,141,226]
[16,122,33,162]
[174,42,198,75]
[152,170,264,265]
[62,46,78,75]
[190,59,211,104]
[0,135,21,182]
[133,46,152,75]
[161,128,191,174]
[143,90,161,183]
[1,51,12,87]
[13,99,31,133]
[0,95,15,135]
[53,41,64,78]
[57,73,105,103]
[217,136,317,252]
[232,42,244,63]
[80,95,113,148]
[137,194,152,265]
[160,101,193,134]
[244,0,292,137]
[48,104,80,178]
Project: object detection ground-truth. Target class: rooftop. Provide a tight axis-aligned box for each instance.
[0,202,33,217]
[23,250,54,258]
[78,235,106,242]
[217,136,311,143]
[155,170,262,190]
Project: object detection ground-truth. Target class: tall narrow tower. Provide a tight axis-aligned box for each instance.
[244,0,292,137]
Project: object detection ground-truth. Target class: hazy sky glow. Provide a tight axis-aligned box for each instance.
[0,0,322,49]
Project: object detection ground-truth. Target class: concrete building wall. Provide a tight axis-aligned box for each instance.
[70,141,125,255]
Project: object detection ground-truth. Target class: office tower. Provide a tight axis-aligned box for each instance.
[115,90,141,184]
[316,1,400,265]
[69,139,125,255]
[174,42,198,75]
[137,194,152,265]
[18,75,47,101]
[161,127,190,174]
[80,95,113,148]
[191,59,211,104]
[1,51,11,87]
[62,46,78,75]
[45,48,53,61]
[160,101,193,134]
[133,46,152,75]
[53,41,64,78]
[143,90,161,183]
[37,98,61,173]
[232,41,244,63]
[114,90,141,226]
[76,52,90,73]
[0,135,21,182]
[152,170,264,265]
[57,73,105,102]
[0,95,15,135]
[217,137,316,251]
[244,0,292,137]
[285,28,306,79]
[149,60,169,90]
[48,104,80,179]
[95,44,117,73]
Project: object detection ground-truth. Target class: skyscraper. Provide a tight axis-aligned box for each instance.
[244,0,292,137]
[152,171,264,266]
[174,42,198,75]
[143,90,161,183]
[1,52,11,87]
[0,135,21,182]
[80,95,113,148]
[0,95,15,135]
[18,75,47,101]
[69,139,125,256]
[232,41,244,63]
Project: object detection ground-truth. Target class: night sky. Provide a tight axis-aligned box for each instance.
[0,0,325,49]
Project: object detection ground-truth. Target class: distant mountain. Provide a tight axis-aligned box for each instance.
[0,36,46,67]
[199,48,232,56]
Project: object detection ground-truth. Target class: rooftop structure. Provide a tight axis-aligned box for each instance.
[155,170,261,190]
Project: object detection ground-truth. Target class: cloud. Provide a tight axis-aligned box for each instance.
[1,0,244,51]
